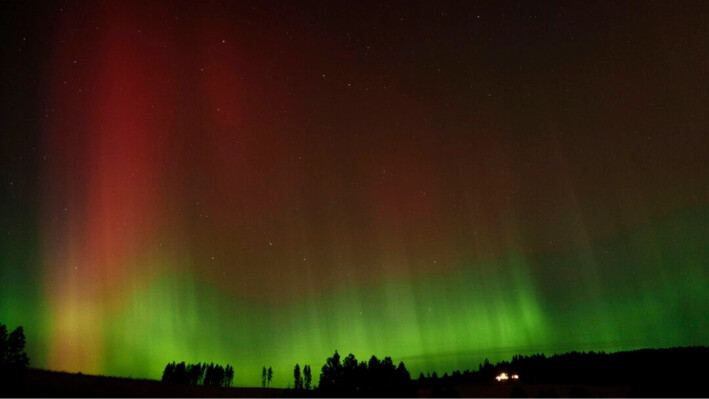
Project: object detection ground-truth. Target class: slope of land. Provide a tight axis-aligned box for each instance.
[5,347,709,397]
[4,369,284,397]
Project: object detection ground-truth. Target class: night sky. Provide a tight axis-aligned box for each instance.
[1,0,708,388]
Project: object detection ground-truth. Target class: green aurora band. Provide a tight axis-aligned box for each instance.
[2,205,707,387]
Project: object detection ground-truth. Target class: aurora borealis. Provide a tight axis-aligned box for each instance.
[1,0,708,388]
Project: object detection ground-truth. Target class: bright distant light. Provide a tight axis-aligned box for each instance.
[496,372,520,381]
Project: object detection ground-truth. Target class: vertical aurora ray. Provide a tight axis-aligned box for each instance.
[0,0,705,389]
[41,2,168,373]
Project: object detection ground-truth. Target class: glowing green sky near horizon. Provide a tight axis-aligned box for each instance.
[1,1,708,388]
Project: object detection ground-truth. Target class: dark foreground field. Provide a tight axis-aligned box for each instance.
[417,382,631,398]
[3,369,707,398]
[4,369,284,397]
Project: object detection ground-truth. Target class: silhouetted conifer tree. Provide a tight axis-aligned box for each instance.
[162,362,176,382]
[175,362,187,383]
[294,363,303,389]
[396,362,411,385]
[225,365,234,387]
[304,365,312,390]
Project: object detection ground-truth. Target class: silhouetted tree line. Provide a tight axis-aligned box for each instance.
[413,347,709,397]
[305,350,415,397]
[161,361,234,387]
[153,345,707,397]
